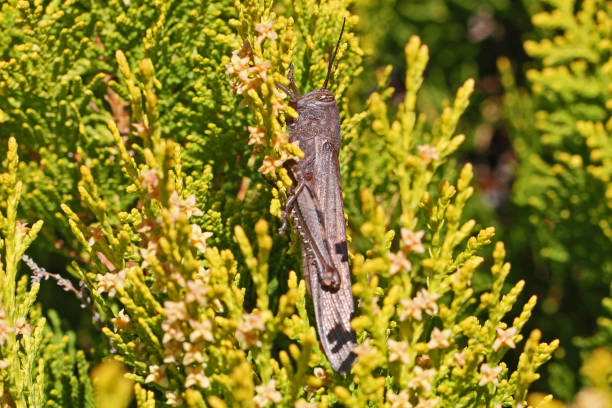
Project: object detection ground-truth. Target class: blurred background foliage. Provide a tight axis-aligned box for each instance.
[1,0,611,404]
[356,0,612,402]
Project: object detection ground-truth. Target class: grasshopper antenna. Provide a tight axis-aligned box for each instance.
[323,18,346,89]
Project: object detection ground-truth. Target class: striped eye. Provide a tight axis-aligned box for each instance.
[316,93,334,102]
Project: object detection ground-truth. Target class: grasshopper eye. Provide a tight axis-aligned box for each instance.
[316,93,334,102]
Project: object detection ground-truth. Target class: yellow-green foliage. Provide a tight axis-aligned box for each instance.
[500,0,612,280]
[0,0,246,255]
[1,0,563,406]
[0,0,124,253]
[0,138,93,407]
[48,2,559,406]
[43,310,95,408]
[0,137,45,407]
[499,1,611,396]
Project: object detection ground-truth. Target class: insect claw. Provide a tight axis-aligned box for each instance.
[288,63,294,80]
[288,63,300,95]
[279,212,288,235]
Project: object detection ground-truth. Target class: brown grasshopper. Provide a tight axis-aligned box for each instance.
[277,19,356,374]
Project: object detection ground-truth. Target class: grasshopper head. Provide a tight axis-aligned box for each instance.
[295,89,336,109]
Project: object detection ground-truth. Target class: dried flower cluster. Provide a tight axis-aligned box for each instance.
[225,17,296,178]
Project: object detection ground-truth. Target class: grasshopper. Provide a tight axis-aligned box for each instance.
[277,19,356,374]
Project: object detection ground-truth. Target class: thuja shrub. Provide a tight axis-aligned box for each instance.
[499,0,611,397]
[501,0,612,298]
[0,0,246,254]
[0,138,93,407]
[1,0,558,406]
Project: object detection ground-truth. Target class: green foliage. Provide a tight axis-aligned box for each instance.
[354,0,529,91]
[499,0,612,397]
[0,137,92,407]
[0,137,45,407]
[351,0,533,164]
[43,311,95,408]
[503,0,612,275]
[0,0,123,254]
[0,0,246,255]
[50,3,558,404]
[0,0,578,406]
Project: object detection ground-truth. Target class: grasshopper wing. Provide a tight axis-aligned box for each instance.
[308,139,356,374]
